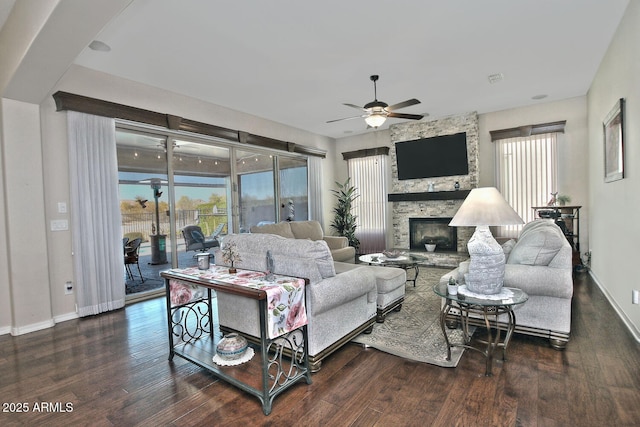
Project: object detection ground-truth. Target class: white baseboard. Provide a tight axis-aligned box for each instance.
[590,270,640,343]
[0,312,78,337]
[54,312,79,323]
[11,319,55,336]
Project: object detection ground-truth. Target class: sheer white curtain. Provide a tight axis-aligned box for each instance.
[495,133,558,238]
[307,156,324,225]
[348,154,387,253]
[67,111,125,316]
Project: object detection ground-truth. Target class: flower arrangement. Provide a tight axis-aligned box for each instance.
[221,241,242,273]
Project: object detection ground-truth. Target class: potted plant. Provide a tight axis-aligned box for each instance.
[556,195,571,206]
[447,276,458,295]
[330,178,360,252]
[221,241,242,274]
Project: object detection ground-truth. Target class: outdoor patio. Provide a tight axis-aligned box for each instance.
[124,242,204,295]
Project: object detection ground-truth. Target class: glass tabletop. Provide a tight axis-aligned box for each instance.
[433,283,528,307]
[359,252,426,266]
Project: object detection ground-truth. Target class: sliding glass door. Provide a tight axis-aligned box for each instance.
[116,129,171,296]
[236,149,276,232]
[279,156,308,222]
[171,139,231,246]
[236,150,309,231]
[116,126,310,298]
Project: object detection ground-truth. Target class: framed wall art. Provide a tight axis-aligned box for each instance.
[603,98,625,183]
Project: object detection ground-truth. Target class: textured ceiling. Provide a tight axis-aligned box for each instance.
[73,0,629,139]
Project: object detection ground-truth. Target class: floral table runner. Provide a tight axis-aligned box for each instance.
[167,265,307,339]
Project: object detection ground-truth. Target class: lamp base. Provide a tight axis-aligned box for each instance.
[464,226,506,295]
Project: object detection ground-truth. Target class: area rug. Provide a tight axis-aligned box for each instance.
[352,266,472,368]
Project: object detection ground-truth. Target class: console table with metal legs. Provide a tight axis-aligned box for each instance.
[433,283,528,376]
[161,268,312,415]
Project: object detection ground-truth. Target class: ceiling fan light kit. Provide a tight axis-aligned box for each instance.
[364,113,387,128]
[328,75,424,129]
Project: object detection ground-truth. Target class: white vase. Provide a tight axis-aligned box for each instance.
[425,243,436,252]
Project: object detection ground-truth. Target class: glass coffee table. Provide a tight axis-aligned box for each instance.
[433,283,528,376]
[359,252,426,287]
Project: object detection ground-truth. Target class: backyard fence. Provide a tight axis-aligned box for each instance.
[122,210,227,242]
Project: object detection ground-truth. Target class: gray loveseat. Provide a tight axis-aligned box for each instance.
[249,220,356,263]
[213,233,377,371]
[440,219,573,349]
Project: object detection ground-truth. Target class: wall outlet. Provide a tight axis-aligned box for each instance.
[633,289,639,305]
[51,219,69,231]
[65,281,73,295]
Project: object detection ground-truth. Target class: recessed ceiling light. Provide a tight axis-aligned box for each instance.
[532,94,548,100]
[89,40,111,52]
[487,73,504,84]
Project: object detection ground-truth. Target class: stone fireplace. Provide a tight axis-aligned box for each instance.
[409,217,457,252]
[387,112,480,268]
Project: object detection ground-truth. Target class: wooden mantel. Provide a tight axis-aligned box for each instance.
[387,190,470,202]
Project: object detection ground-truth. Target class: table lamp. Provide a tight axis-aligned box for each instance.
[449,187,523,294]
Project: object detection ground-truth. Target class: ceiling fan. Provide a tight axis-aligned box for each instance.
[327,75,424,128]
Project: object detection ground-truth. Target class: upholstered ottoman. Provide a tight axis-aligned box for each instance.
[335,262,406,322]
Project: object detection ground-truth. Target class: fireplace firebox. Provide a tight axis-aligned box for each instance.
[409,217,457,252]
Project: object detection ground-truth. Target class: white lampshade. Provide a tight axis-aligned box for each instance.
[449,187,523,227]
[364,113,387,128]
[449,187,523,295]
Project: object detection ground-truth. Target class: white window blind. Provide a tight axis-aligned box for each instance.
[495,133,558,238]
[348,154,388,253]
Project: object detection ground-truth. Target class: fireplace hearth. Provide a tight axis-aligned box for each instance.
[409,218,457,252]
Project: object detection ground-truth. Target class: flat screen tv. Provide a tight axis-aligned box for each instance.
[395,132,469,180]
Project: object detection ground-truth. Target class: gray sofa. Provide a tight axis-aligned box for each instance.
[440,219,573,349]
[249,220,356,263]
[213,233,378,371]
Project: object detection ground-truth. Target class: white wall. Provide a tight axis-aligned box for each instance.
[1,98,54,333]
[587,0,639,339]
[0,99,12,334]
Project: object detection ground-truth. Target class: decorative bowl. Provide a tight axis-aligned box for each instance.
[382,250,403,259]
[216,333,248,360]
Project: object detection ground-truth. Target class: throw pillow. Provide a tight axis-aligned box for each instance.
[501,239,517,261]
[507,226,564,266]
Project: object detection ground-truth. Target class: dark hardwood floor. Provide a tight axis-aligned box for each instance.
[1,272,639,426]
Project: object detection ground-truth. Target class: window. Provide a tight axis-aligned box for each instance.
[348,154,388,253]
[116,126,310,297]
[495,133,558,238]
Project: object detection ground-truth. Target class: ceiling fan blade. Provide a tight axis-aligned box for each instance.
[387,112,424,120]
[386,98,421,111]
[343,103,366,111]
[326,115,365,123]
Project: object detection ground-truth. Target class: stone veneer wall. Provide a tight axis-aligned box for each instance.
[388,112,479,267]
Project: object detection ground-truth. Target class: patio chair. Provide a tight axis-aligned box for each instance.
[182,224,223,253]
[124,237,144,282]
